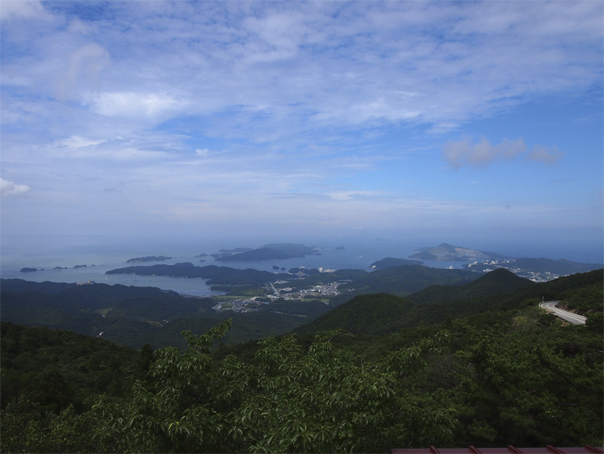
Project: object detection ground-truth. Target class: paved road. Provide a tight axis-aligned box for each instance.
[539,301,587,325]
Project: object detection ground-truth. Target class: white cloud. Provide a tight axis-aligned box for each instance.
[3,2,602,136]
[1,178,30,197]
[85,92,187,121]
[442,138,527,169]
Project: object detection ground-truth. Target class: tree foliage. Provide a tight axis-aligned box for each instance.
[92,320,456,452]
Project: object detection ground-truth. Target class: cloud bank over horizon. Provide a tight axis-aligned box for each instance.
[1,1,602,251]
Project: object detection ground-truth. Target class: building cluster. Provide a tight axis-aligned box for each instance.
[212,298,271,313]
[211,279,353,313]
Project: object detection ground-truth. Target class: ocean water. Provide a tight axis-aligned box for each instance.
[1,237,444,296]
[2,235,601,296]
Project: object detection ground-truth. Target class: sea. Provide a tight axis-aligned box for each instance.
[2,235,602,297]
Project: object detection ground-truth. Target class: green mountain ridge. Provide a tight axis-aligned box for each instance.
[338,264,478,297]
[295,269,602,337]
[408,268,535,304]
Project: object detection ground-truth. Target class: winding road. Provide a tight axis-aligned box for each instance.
[539,301,587,325]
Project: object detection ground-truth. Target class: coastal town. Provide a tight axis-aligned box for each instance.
[212,279,353,313]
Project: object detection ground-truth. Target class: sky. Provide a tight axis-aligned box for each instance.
[1,0,603,260]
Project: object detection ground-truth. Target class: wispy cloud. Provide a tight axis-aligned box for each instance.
[3,1,602,137]
[0,1,600,243]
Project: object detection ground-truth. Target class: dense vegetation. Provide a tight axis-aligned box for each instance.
[336,265,477,297]
[0,279,320,349]
[1,270,601,452]
[0,265,482,350]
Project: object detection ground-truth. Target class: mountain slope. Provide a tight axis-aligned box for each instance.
[294,293,416,336]
[295,269,602,336]
[408,268,534,304]
[338,264,478,297]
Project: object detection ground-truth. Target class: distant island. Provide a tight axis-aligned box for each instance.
[409,243,510,261]
[106,262,292,289]
[20,268,37,273]
[369,257,423,270]
[127,256,172,263]
[214,243,320,262]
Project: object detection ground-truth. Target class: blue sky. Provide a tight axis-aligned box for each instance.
[1,1,602,259]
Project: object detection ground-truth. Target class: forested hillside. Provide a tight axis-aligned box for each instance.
[0,279,322,349]
[1,270,601,452]
[296,269,602,335]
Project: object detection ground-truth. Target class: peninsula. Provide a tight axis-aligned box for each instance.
[409,243,510,261]
[214,243,320,262]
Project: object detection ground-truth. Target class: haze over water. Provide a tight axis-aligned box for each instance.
[2,233,602,297]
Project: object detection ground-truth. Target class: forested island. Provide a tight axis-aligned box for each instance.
[127,256,172,263]
[214,243,320,262]
[409,243,511,261]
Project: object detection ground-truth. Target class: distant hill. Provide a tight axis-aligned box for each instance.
[408,268,535,304]
[294,293,416,335]
[295,269,603,336]
[409,243,510,261]
[215,243,319,262]
[368,257,423,269]
[1,279,216,347]
[0,279,327,349]
[464,257,603,276]
[338,264,478,297]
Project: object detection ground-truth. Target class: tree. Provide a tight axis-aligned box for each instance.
[93,321,456,452]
